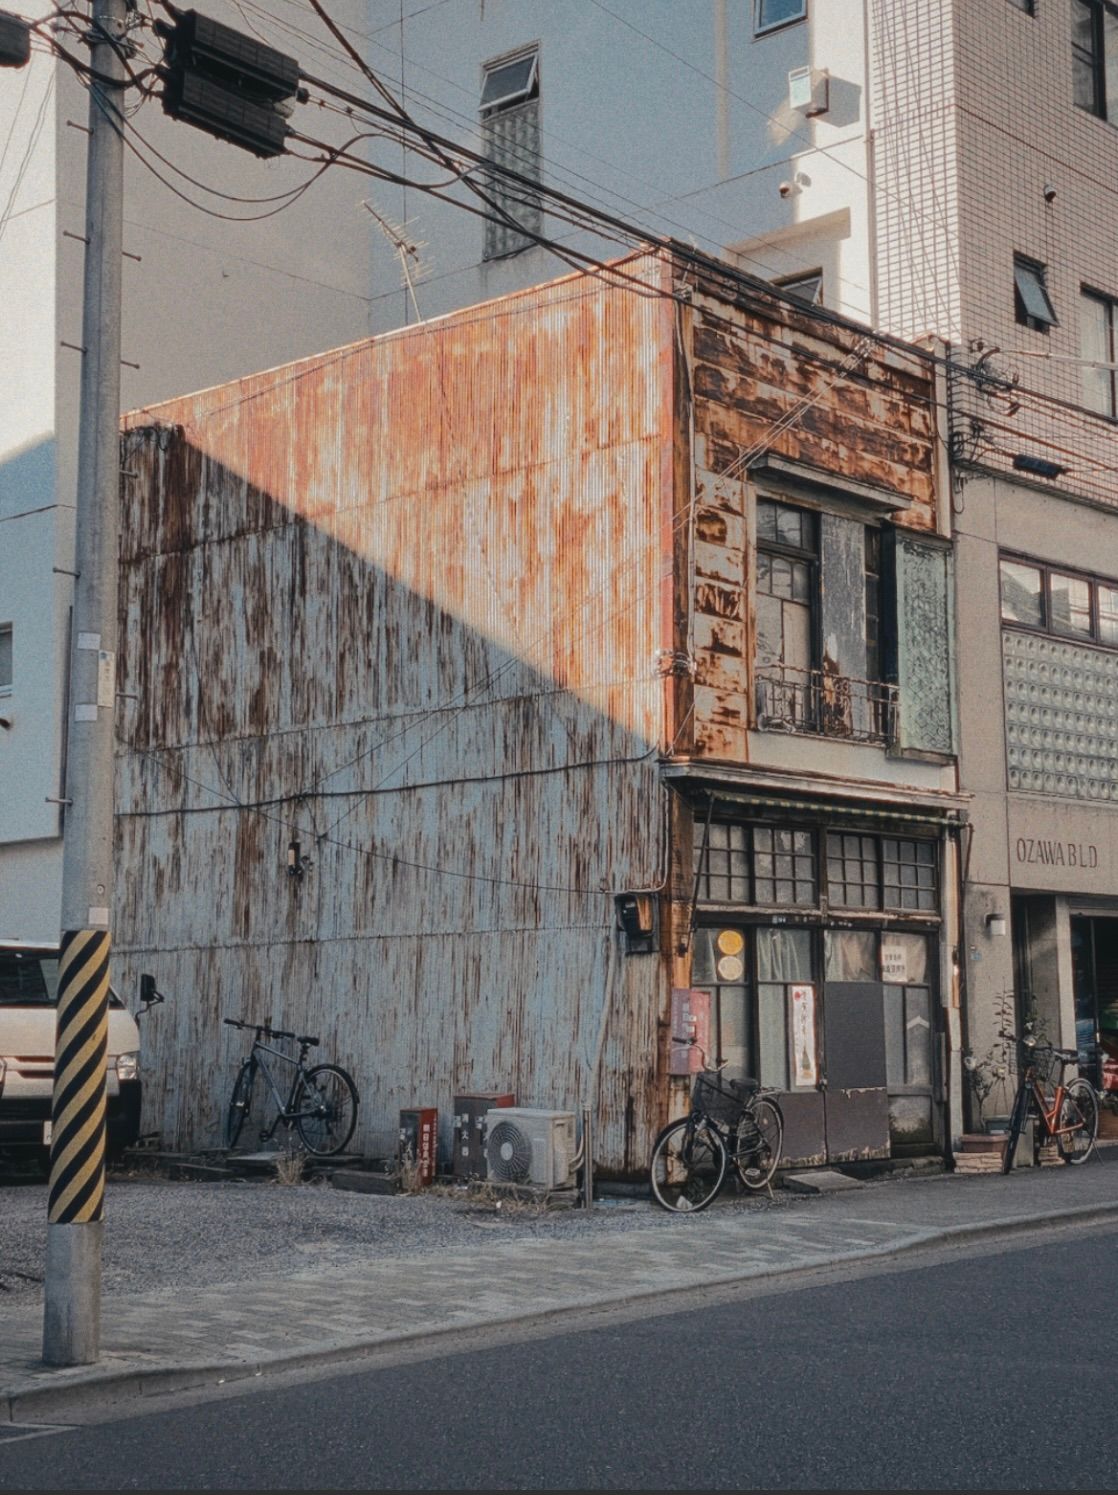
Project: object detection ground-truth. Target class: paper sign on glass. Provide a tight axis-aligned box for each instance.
[791,983,817,1087]
[881,936,908,984]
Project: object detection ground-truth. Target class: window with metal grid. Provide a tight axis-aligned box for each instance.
[825,832,880,910]
[882,837,937,912]
[753,826,816,906]
[695,821,750,902]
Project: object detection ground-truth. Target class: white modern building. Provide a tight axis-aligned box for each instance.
[0,1,379,939]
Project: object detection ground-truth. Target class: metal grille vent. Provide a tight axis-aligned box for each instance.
[487,1119,532,1182]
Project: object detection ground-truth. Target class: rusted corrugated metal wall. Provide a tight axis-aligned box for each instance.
[682,273,939,761]
[116,256,677,1172]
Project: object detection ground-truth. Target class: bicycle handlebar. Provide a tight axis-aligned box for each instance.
[1001,1031,1080,1064]
[672,1034,729,1073]
[224,1016,318,1046]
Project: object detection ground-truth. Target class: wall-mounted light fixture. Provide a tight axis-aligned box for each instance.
[287,840,311,879]
[986,909,1007,938]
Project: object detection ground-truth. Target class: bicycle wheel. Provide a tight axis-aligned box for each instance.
[295,1064,359,1156]
[649,1117,727,1213]
[1001,1080,1031,1175]
[1056,1078,1098,1165]
[225,1061,256,1151]
[733,1097,783,1190]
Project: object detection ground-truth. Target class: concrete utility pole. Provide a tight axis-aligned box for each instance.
[42,0,128,1367]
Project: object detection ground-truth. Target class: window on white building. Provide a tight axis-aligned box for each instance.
[1014,255,1058,332]
[1000,553,1118,646]
[1072,0,1118,119]
[0,625,11,693]
[480,48,541,261]
[754,0,807,34]
[1081,288,1118,418]
[774,269,823,305]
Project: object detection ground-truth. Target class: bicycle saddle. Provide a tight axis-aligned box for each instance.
[296,1034,320,1047]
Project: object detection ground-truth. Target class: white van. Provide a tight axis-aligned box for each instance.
[0,939,143,1162]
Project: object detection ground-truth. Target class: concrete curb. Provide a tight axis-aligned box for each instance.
[4,1197,1118,1423]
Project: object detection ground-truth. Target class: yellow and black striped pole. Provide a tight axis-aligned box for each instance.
[48,930,110,1222]
[41,928,110,1365]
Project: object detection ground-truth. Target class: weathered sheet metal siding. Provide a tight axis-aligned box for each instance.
[683,277,939,762]
[116,259,676,1171]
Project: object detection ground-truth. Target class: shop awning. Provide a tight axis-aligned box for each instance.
[661,763,968,828]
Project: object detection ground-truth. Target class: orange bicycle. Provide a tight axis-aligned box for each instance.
[1001,1032,1098,1174]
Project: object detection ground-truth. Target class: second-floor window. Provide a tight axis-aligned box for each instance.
[756,499,816,684]
[1072,0,1118,120]
[755,498,891,743]
[1082,288,1118,418]
[480,48,541,260]
[1001,555,1118,645]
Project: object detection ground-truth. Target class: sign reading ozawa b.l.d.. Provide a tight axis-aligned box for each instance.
[1014,837,1099,870]
[1007,804,1113,892]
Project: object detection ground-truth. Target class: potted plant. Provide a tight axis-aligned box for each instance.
[963,1038,1014,1133]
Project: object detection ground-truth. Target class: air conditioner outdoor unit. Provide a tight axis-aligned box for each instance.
[484,1108,577,1190]
[788,65,829,116]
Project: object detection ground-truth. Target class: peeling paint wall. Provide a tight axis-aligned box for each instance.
[681,273,939,762]
[116,256,677,1172]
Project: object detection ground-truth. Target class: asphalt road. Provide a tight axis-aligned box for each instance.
[2,1224,1115,1491]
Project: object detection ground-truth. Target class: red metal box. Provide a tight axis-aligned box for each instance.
[398,1107,438,1186]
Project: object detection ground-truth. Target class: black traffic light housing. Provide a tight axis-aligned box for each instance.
[155,8,301,158]
[0,11,31,68]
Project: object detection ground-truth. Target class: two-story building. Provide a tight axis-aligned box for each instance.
[114,248,964,1174]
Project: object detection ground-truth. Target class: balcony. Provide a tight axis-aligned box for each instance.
[755,665,897,746]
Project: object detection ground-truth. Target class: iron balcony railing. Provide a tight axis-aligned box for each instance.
[755,664,898,745]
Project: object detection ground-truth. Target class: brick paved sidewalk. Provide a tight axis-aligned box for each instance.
[3,1153,1117,1422]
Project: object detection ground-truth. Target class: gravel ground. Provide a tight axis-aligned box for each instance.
[0,1168,798,1304]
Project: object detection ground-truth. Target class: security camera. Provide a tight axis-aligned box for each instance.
[1043,183,1057,203]
[778,180,793,198]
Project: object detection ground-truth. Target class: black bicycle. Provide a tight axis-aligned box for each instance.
[649,1040,783,1213]
[223,1017,359,1157]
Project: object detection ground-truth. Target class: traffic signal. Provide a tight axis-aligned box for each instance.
[0,10,31,68]
[155,8,301,158]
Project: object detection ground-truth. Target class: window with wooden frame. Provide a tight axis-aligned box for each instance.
[824,831,938,914]
[1000,553,1118,647]
[694,819,817,909]
[695,819,937,915]
[754,497,895,743]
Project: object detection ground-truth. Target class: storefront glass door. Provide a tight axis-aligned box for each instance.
[1071,916,1118,1096]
